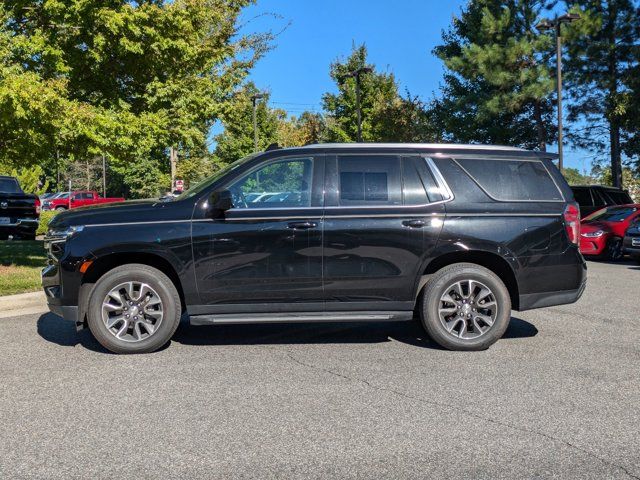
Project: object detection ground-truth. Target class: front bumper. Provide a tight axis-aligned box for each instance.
[579,235,607,256]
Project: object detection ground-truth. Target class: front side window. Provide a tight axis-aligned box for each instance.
[229,157,313,209]
[338,155,401,206]
[457,158,563,202]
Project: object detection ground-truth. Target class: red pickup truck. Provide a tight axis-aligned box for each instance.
[43,190,125,211]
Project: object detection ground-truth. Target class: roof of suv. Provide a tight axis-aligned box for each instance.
[272,143,557,159]
[571,185,628,191]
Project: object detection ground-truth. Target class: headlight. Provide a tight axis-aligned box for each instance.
[47,225,85,239]
[581,230,604,238]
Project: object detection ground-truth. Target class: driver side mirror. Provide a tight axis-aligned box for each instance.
[209,189,233,218]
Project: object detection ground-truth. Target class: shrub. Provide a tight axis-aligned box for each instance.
[37,211,57,236]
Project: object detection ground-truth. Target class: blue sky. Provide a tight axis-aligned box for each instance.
[235,0,592,173]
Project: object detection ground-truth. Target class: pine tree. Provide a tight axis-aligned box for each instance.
[563,0,640,187]
[432,0,556,150]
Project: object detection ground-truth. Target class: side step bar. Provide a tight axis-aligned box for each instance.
[190,311,414,326]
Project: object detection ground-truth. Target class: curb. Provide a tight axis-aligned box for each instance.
[0,291,48,319]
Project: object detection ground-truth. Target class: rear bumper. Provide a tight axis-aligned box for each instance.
[519,279,586,311]
[0,218,38,237]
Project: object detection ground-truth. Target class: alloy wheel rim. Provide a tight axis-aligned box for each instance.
[438,279,498,340]
[101,281,164,343]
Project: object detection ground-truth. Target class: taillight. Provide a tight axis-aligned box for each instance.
[564,202,580,245]
[35,197,41,216]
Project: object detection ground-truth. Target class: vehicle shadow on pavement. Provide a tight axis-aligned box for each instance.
[36,313,108,353]
[171,317,538,350]
[36,313,537,352]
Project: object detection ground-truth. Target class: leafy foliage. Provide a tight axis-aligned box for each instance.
[0,165,49,195]
[431,0,556,149]
[0,0,272,198]
[562,167,593,185]
[322,44,435,143]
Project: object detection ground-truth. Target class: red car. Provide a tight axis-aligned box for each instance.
[43,190,125,211]
[580,204,640,261]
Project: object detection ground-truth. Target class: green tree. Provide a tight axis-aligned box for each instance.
[562,167,593,185]
[0,0,271,198]
[213,83,282,165]
[562,0,640,188]
[0,165,49,195]
[593,166,640,201]
[432,0,556,150]
[322,44,435,143]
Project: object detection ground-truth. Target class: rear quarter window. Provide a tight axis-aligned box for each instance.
[456,158,563,202]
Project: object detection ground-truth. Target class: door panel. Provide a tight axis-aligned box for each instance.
[192,155,325,312]
[322,155,445,310]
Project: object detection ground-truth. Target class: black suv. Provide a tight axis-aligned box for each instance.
[43,144,586,354]
[570,185,633,218]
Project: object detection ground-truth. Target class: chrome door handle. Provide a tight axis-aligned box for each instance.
[287,221,318,230]
[402,220,427,228]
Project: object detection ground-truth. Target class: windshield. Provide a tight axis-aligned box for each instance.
[176,153,259,200]
[584,206,637,222]
[0,178,21,193]
[55,192,70,199]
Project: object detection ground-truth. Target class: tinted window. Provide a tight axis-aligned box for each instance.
[585,206,637,222]
[229,157,313,209]
[0,178,21,193]
[457,159,562,201]
[402,157,443,204]
[606,190,632,204]
[571,188,593,206]
[338,155,401,206]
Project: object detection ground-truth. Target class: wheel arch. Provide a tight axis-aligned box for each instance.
[420,250,520,310]
[82,252,186,310]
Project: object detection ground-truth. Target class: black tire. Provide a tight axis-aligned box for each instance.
[633,255,640,265]
[86,264,181,354]
[600,237,623,262]
[419,263,511,351]
[55,206,66,212]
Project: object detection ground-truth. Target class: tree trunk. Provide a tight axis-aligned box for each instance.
[610,121,622,188]
[533,100,546,152]
[607,3,623,188]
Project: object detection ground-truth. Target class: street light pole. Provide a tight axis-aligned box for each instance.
[251,93,265,152]
[345,67,372,142]
[537,13,580,173]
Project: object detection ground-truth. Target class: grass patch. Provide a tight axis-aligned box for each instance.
[0,240,47,296]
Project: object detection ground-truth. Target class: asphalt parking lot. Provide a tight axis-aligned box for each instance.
[0,260,639,479]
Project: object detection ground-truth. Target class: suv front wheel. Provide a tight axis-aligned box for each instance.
[87,264,182,354]
[420,263,511,351]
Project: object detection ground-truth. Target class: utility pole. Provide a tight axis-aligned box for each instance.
[344,67,372,142]
[169,146,177,192]
[251,93,266,152]
[537,13,580,173]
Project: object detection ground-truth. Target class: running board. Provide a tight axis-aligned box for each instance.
[189,311,413,326]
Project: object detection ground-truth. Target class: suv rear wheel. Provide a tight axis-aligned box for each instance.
[86,264,181,354]
[420,263,511,351]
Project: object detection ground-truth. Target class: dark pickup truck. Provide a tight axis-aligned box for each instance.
[0,176,40,240]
